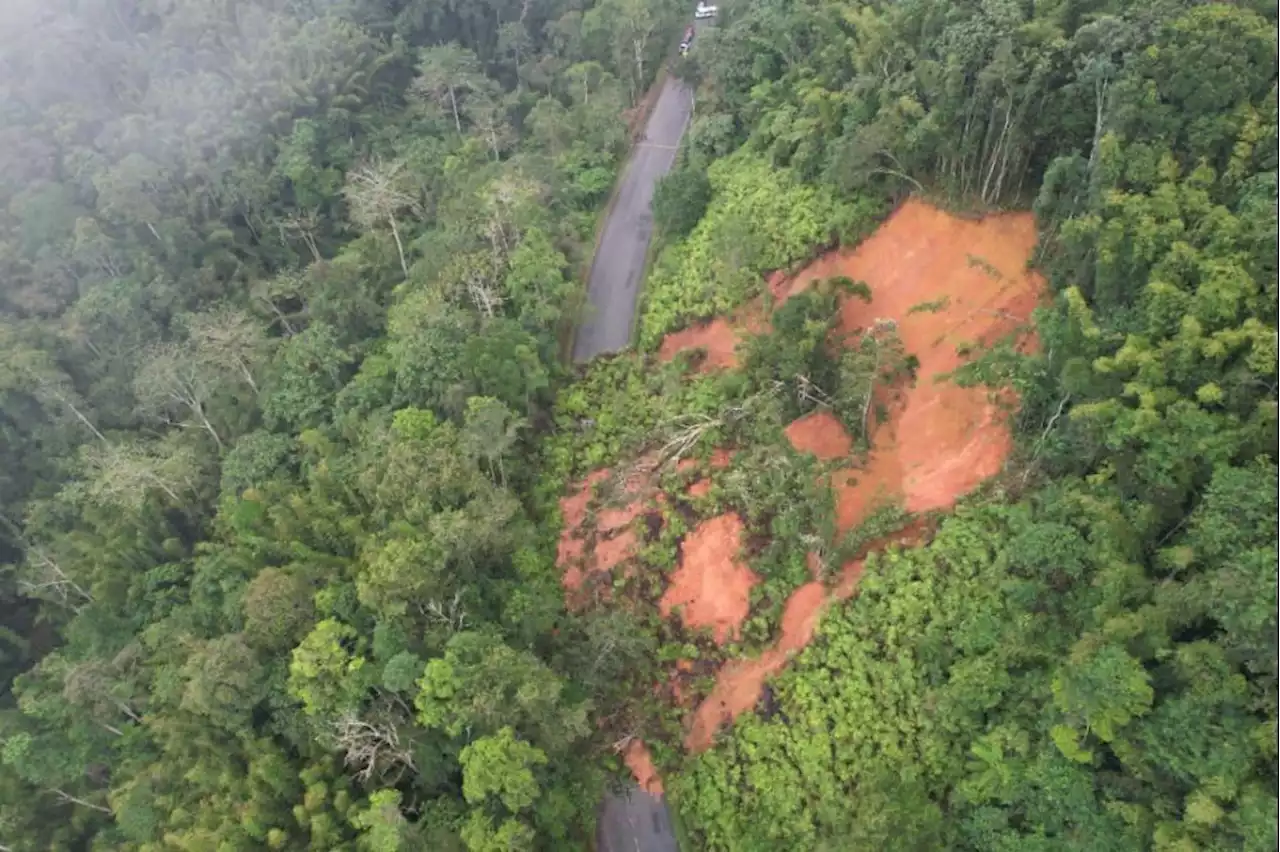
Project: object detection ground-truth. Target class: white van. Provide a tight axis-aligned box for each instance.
[695,3,717,19]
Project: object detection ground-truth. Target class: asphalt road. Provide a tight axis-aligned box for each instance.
[582,23,713,852]
[597,787,679,852]
[571,68,696,361]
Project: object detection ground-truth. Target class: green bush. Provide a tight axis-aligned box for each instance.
[638,153,882,348]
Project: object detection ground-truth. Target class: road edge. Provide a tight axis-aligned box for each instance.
[562,65,672,364]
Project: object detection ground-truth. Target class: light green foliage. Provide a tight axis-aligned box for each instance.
[546,354,734,478]
[288,619,369,718]
[356,533,449,619]
[351,789,410,852]
[502,228,574,337]
[461,811,536,852]
[1051,641,1154,744]
[639,152,877,347]
[676,484,1276,850]
[670,3,1277,849]
[460,726,549,812]
[414,631,590,752]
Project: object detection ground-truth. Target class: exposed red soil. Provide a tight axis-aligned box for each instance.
[682,200,1044,752]
[658,318,741,369]
[682,527,929,752]
[785,198,1040,514]
[557,461,662,602]
[581,200,1045,772]
[622,739,663,794]
[657,292,773,371]
[687,479,713,498]
[676,448,733,472]
[659,513,760,645]
[559,470,610,540]
[683,580,828,751]
[834,520,931,600]
[555,453,734,785]
[593,530,639,574]
[597,501,645,534]
[784,410,853,460]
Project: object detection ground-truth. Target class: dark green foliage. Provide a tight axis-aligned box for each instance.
[0,0,681,847]
[1,0,1275,848]
[653,162,713,239]
[658,0,1278,849]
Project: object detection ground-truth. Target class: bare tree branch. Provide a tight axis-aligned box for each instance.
[50,788,112,815]
[329,711,417,784]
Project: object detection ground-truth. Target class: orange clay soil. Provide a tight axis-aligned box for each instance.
[681,199,1045,752]
[557,461,662,598]
[784,410,853,461]
[684,580,828,750]
[785,198,1042,514]
[556,452,735,787]
[623,739,664,795]
[679,448,733,497]
[656,285,775,370]
[659,513,760,645]
[572,200,1045,770]
[658,318,741,369]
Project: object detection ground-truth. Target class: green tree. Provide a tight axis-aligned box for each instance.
[460,726,548,812]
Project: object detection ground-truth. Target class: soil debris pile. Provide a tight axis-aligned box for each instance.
[557,462,660,598]
[571,200,1045,766]
[557,470,611,591]
[657,293,771,371]
[683,580,828,751]
[787,198,1041,515]
[622,739,664,795]
[683,200,1044,751]
[657,318,740,370]
[659,513,759,645]
[784,410,852,461]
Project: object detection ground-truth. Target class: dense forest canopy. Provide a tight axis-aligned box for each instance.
[0,0,1275,850]
[654,0,1278,848]
[0,0,687,847]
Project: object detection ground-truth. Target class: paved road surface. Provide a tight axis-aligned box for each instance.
[581,24,713,852]
[571,73,695,361]
[597,787,679,852]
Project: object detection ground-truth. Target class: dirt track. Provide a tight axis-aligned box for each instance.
[571,73,694,361]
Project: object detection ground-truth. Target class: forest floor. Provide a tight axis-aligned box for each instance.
[560,198,1046,786]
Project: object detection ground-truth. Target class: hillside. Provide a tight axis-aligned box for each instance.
[0,0,1276,850]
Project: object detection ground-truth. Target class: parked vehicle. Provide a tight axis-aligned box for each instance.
[695,2,717,19]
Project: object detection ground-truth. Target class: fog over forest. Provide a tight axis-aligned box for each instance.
[0,0,1274,849]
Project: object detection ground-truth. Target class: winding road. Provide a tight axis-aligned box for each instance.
[571,58,698,361]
